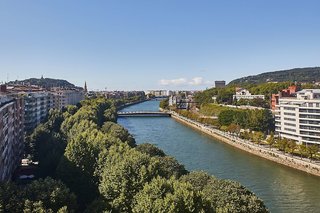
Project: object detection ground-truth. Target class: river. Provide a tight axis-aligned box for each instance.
[118,100,320,213]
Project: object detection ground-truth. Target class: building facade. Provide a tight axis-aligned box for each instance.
[233,88,265,101]
[23,92,55,132]
[275,89,320,146]
[52,89,84,109]
[0,96,24,181]
[215,81,226,88]
[271,85,297,110]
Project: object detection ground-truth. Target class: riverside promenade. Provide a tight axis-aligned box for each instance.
[169,111,320,177]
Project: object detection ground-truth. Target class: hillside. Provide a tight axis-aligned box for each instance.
[9,77,79,89]
[229,67,320,85]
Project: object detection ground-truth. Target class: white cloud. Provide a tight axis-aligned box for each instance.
[189,77,204,85]
[159,78,188,86]
[159,77,213,86]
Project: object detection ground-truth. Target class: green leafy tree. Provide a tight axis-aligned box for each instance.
[202,179,268,213]
[266,133,275,149]
[160,98,169,109]
[227,123,241,135]
[277,138,288,153]
[298,144,307,159]
[98,144,160,212]
[252,131,265,145]
[306,145,319,160]
[218,110,236,126]
[156,156,188,179]
[136,143,166,157]
[23,178,77,212]
[104,107,117,122]
[0,178,77,213]
[0,182,24,212]
[180,172,268,213]
[287,140,297,155]
[180,171,212,192]
[101,121,135,146]
[132,177,205,213]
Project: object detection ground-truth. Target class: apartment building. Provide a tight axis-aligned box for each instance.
[271,85,297,110]
[22,92,55,132]
[52,89,84,109]
[275,89,320,146]
[0,96,24,181]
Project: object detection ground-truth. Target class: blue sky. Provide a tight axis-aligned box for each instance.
[0,0,319,90]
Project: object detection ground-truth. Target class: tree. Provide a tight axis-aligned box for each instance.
[298,144,307,159]
[180,172,268,213]
[104,107,117,123]
[277,138,288,153]
[227,123,241,135]
[218,110,236,126]
[0,178,77,213]
[287,140,297,155]
[306,145,319,161]
[266,133,275,149]
[156,156,188,179]
[0,182,24,212]
[132,177,205,213]
[56,156,99,207]
[98,144,160,212]
[136,143,166,157]
[160,98,169,109]
[23,178,77,212]
[202,179,268,213]
[25,123,66,177]
[180,171,212,192]
[101,122,135,147]
[252,131,265,145]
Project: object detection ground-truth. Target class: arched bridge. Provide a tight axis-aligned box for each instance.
[117,111,171,117]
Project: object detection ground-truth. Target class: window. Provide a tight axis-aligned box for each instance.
[284,122,296,127]
[284,117,296,121]
[284,128,296,132]
[284,107,295,111]
[284,112,295,116]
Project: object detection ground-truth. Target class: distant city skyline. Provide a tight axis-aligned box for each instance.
[1,0,320,90]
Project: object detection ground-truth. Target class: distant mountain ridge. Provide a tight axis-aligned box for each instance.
[8,77,80,89]
[229,67,320,85]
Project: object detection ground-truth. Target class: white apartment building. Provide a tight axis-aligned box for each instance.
[233,88,265,101]
[275,89,320,146]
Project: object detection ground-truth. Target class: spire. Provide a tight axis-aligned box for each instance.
[84,81,88,93]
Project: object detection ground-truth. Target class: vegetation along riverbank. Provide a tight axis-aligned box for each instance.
[169,111,320,177]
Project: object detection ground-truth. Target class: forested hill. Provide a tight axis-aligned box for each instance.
[8,77,79,89]
[229,67,320,85]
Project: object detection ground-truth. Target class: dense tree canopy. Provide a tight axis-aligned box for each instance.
[0,178,77,212]
[14,97,269,213]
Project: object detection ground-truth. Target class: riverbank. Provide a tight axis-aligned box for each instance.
[169,111,320,177]
[117,99,148,110]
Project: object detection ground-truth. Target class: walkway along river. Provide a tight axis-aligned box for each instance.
[118,100,320,213]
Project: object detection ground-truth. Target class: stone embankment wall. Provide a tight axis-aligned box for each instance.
[170,112,320,177]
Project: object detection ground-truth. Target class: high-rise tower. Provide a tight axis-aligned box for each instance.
[84,81,88,93]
